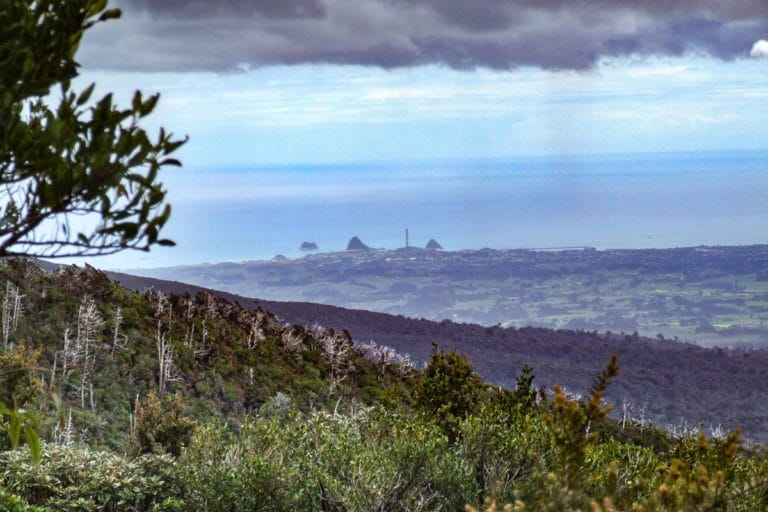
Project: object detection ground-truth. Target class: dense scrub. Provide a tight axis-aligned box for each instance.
[3,386,768,511]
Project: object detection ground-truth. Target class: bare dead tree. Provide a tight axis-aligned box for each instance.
[183,296,195,347]
[318,328,352,392]
[111,306,124,353]
[77,297,103,409]
[191,321,211,360]
[281,326,306,355]
[1,282,10,349]
[148,289,168,333]
[50,351,57,390]
[1,281,22,349]
[54,410,75,447]
[247,317,266,349]
[149,290,180,395]
[358,340,415,377]
[204,292,218,320]
[156,331,180,396]
[61,327,75,378]
[12,288,24,332]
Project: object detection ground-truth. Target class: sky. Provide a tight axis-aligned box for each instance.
[76,0,768,166]
[68,0,768,268]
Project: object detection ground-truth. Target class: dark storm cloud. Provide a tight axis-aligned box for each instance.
[132,0,326,19]
[79,0,768,71]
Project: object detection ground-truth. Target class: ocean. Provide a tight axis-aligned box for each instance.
[115,150,768,269]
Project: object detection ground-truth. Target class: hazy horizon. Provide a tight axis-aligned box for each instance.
[56,149,767,271]
[60,1,768,270]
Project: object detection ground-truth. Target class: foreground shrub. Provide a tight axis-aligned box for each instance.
[0,445,185,511]
[0,488,49,512]
[415,344,486,442]
[181,408,471,511]
[179,418,293,511]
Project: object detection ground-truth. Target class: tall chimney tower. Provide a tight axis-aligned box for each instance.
[405,228,409,248]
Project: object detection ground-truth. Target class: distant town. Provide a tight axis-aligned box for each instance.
[136,244,768,348]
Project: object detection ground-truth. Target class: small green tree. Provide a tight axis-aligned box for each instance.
[414,343,486,441]
[490,363,538,417]
[0,0,185,259]
[128,392,196,457]
[510,363,537,412]
[0,343,41,408]
[531,355,620,510]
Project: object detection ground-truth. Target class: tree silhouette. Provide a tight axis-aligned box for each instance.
[0,1,185,258]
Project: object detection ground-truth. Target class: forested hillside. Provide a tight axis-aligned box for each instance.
[3,259,768,510]
[0,259,414,451]
[109,269,768,443]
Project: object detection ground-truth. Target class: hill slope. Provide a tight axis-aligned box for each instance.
[129,245,768,347]
[105,268,768,442]
[0,259,414,450]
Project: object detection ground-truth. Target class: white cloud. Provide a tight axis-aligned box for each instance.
[75,53,768,167]
[627,65,688,79]
[750,39,768,58]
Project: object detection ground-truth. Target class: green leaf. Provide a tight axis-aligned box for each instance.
[0,2,183,259]
[98,8,122,22]
[88,0,109,17]
[24,425,41,464]
[139,94,159,117]
[8,411,21,450]
[77,83,96,106]
[132,90,142,113]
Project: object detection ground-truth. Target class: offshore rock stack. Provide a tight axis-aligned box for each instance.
[346,236,370,251]
[425,238,443,250]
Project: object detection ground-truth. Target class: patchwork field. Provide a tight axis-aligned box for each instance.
[135,244,768,347]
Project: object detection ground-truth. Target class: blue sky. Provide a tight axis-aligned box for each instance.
[77,57,768,166]
[75,1,768,167]
[67,0,768,268]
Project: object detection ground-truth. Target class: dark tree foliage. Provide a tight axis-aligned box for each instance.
[0,0,185,258]
[510,363,537,411]
[415,343,486,441]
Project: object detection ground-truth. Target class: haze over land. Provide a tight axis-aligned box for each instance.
[71,151,768,270]
[134,244,768,349]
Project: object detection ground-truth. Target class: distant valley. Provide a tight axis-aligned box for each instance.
[131,244,768,348]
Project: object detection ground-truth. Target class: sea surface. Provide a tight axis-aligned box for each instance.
[113,150,768,269]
